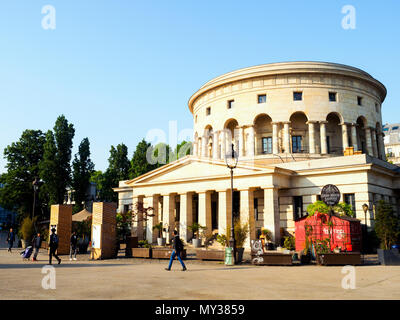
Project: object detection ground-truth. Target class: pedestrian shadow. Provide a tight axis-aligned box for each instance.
[180,266,256,272]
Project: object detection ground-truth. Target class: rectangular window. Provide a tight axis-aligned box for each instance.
[206,107,211,115]
[357,96,363,106]
[293,196,304,221]
[292,136,302,153]
[375,103,379,113]
[262,137,272,154]
[227,100,234,109]
[329,92,337,102]
[344,193,356,213]
[316,195,321,201]
[123,205,129,213]
[258,94,266,104]
[293,92,303,101]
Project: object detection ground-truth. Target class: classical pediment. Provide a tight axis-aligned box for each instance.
[126,156,272,186]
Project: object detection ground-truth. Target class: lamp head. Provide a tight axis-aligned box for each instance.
[225,143,238,169]
[362,203,369,213]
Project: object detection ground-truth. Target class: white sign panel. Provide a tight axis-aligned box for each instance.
[92,225,101,249]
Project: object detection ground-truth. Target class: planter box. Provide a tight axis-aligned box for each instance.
[196,249,225,261]
[196,249,244,262]
[377,249,400,266]
[131,248,152,258]
[152,248,186,259]
[317,252,361,266]
[251,252,293,266]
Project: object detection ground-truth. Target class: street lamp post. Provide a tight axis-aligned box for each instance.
[32,177,40,220]
[362,203,369,254]
[225,143,238,265]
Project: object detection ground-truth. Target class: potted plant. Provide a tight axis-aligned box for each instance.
[18,217,35,249]
[375,200,400,265]
[261,228,274,250]
[188,222,205,248]
[230,220,249,263]
[152,222,166,246]
[132,239,152,258]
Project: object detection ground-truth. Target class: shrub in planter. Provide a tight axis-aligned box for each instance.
[152,222,166,246]
[283,235,295,251]
[18,217,36,248]
[188,222,206,247]
[375,200,400,265]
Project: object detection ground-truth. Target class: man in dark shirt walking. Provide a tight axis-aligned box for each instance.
[165,230,187,271]
[6,228,15,252]
[48,228,61,265]
[69,231,78,261]
[32,232,42,261]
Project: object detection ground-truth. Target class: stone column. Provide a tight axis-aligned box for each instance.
[371,128,378,158]
[201,135,208,158]
[134,196,145,240]
[179,192,193,242]
[220,130,226,160]
[365,127,373,155]
[212,131,219,160]
[198,191,212,238]
[192,141,198,157]
[272,122,279,154]
[307,121,316,154]
[263,188,280,245]
[238,126,244,158]
[378,132,386,160]
[283,121,290,153]
[319,121,328,154]
[147,195,159,243]
[351,123,358,151]
[341,123,349,151]
[162,194,175,244]
[239,189,256,249]
[218,190,231,235]
[247,126,255,157]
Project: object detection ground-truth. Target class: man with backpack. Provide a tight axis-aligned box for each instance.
[48,228,61,265]
[165,230,187,271]
[32,232,42,261]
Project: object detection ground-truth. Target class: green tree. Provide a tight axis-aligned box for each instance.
[99,143,131,202]
[0,130,46,218]
[90,170,104,200]
[72,138,95,213]
[171,140,192,161]
[39,130,58,207]
[53,115,75,204]
[130,139,157,179]
[375,200,400,250]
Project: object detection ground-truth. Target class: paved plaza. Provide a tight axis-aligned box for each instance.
[0,247,399,300]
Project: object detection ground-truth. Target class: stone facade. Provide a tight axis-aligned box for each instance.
[115,62,399,248]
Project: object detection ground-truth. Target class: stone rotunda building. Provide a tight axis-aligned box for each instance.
[115,62,400,248]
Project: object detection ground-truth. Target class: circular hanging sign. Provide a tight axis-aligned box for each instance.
[320,184,340,207]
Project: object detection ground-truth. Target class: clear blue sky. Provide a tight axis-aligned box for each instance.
[0,0,399,173]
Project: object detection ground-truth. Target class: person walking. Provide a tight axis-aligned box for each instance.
[165,230,187,271]
[32,232,42,261]
[6,228,15,253]
[48,228,61,265]
[69,231,78,261]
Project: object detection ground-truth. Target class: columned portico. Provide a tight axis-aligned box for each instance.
[220,130,226,160]
[319,121,328,154]
[371,128,378,157]
[201,136,207,157]
[179,192,193,242]
[238,126,245,158]
[239,189,256,248]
